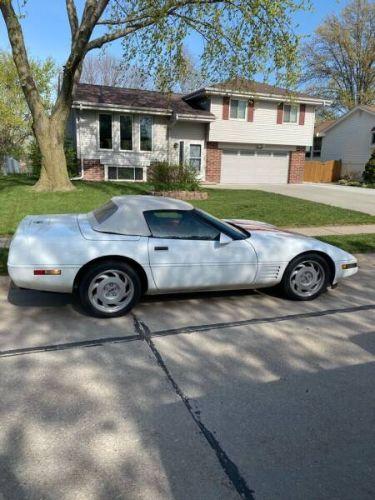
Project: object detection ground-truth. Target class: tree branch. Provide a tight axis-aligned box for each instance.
[66,0,79,40]
[0,0,44,120]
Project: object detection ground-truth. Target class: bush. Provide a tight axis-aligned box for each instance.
[363,149,375,184]
[29,138,79,178]
[338,178,363,187]
[148,162,201,191]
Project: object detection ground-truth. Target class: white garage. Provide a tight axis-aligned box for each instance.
[221,149,290,184]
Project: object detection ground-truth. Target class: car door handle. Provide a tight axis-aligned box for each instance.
[154,246,169,251]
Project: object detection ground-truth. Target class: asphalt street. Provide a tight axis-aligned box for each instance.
[0,254,374,500]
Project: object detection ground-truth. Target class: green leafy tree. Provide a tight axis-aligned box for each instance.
[1,0,307,192]
[0,51,55,164]
[302,0,375,114]
[363,149,375,184]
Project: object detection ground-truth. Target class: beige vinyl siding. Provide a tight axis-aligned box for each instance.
[208,96,315,147]
[321,109,375,176]
[169,122,206,171]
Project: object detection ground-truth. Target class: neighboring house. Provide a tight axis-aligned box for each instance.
[69,80,328,184]
[2,156,23,175]
[312,105,375,177]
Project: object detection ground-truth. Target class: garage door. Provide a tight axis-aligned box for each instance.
[221,149,290,184]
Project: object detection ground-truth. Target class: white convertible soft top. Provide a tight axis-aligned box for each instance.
[89,195,193,236]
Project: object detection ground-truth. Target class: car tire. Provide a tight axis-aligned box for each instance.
[281,253,330,301]
[79,261,142,318]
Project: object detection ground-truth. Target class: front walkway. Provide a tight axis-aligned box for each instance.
[281,224,375,237]
[207,183,375,216]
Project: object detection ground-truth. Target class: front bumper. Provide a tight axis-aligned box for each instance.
[333,259,359,284]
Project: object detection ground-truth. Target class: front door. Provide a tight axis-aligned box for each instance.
[145,209,257,291]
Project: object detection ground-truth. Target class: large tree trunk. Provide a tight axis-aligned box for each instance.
[32,114,75,192]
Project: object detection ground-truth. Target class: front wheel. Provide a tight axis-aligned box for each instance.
[79,261,141,317]
[281,253,330,301]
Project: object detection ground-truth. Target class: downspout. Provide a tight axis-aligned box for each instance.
[168,112,178,165]
[71,105,84,180]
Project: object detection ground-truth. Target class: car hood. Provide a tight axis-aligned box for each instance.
[225,218,298,235]
[226,219,356,264]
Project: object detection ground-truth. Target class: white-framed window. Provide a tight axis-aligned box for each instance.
[140,116,152,151]
[189,144,202,171]
[283,104,298,123]
[107,166,144,181]
[230,99,247,120]
[98,113,112,149]
[120,115,133,151]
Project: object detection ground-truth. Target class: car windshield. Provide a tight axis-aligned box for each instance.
[92,201,118,224]
[194,209,249,239]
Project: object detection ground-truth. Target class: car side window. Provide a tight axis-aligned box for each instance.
[144,210,221,240]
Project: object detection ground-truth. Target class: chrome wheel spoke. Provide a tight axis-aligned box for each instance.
[289,260,325,298]
[88,269,134,313]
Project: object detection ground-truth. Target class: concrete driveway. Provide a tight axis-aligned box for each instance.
[209,183,375,215]
[0,256,375,499]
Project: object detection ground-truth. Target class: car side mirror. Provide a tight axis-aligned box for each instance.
[219,233,232,245]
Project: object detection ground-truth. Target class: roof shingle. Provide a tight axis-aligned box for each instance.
[208,78,319,100]
[73,83,214,118]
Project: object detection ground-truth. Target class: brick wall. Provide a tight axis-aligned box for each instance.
[83,159,104,181]
[288,147,305,184]
[205,142,222,183]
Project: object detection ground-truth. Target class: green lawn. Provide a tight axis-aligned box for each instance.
[1,175,375,236]
[318,234,375,254]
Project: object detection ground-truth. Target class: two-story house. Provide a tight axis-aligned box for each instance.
[70,79,328,184]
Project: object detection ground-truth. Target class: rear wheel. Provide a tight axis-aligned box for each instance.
[79,261,141,317]
[281,253,329,301]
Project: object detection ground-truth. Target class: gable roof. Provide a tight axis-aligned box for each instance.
[314,119,337,136]
[184,78,330,105]
[315,105,375,136]
[73,83,215,120]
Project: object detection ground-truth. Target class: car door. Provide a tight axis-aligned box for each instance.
[145,209,258,291]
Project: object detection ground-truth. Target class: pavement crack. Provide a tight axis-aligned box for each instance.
[133,313,255,500]
[150,302,375,338]
[0,333,141,358]
[2,302,374,359]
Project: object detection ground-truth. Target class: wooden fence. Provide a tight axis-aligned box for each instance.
[303,160,342,183]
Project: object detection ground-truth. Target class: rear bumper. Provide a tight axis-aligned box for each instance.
[8,265,78,293]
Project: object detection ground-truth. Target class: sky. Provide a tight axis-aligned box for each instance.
[0,0,347,72]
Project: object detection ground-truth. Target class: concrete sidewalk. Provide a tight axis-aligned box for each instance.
[0,237,10,249]
[281,224,375,237]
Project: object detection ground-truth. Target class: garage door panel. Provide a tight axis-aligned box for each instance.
[221,150,290,184]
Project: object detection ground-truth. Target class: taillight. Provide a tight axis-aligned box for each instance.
[34,269,61,276]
